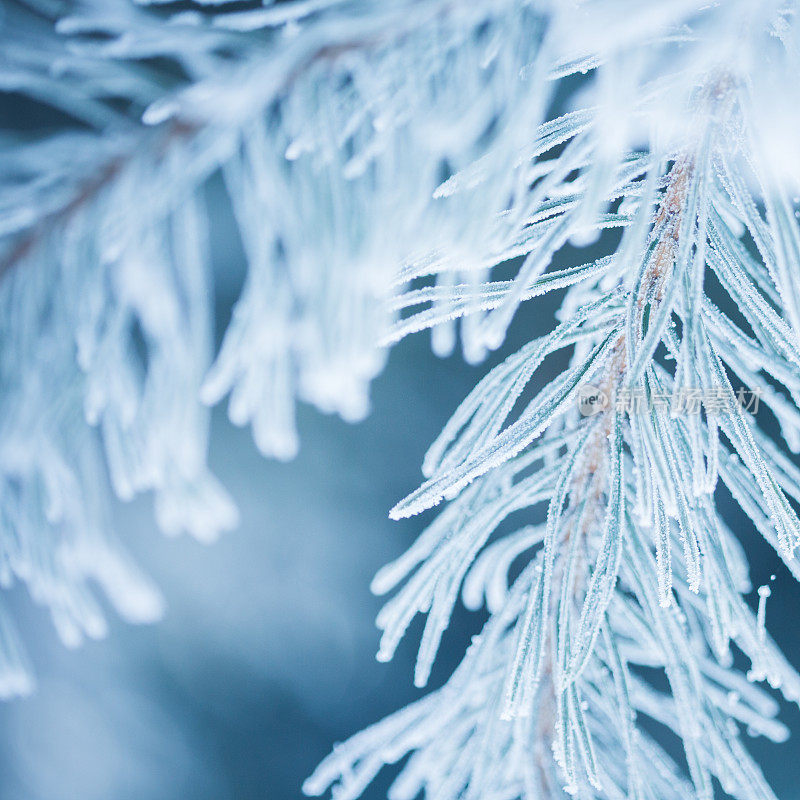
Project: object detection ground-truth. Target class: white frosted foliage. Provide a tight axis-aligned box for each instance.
[2,2,800,799]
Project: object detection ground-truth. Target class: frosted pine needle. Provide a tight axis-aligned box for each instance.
[2,2,800,800]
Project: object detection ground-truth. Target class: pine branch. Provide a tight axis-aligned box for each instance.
[306,21,800,800]
[0,0,556,691]
[3,4,800,800]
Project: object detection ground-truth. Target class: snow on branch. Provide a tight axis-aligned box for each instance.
[3,4,800,800]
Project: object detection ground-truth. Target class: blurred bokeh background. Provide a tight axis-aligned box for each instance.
[0,190,798,800]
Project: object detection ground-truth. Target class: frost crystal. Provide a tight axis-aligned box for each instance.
[3,1,800,798]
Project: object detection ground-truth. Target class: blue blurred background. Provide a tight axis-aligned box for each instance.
[0,195,798,800]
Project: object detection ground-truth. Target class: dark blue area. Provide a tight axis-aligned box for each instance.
[0,296,797,799]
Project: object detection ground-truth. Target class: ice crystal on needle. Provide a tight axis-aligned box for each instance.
[3,1,800,798]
